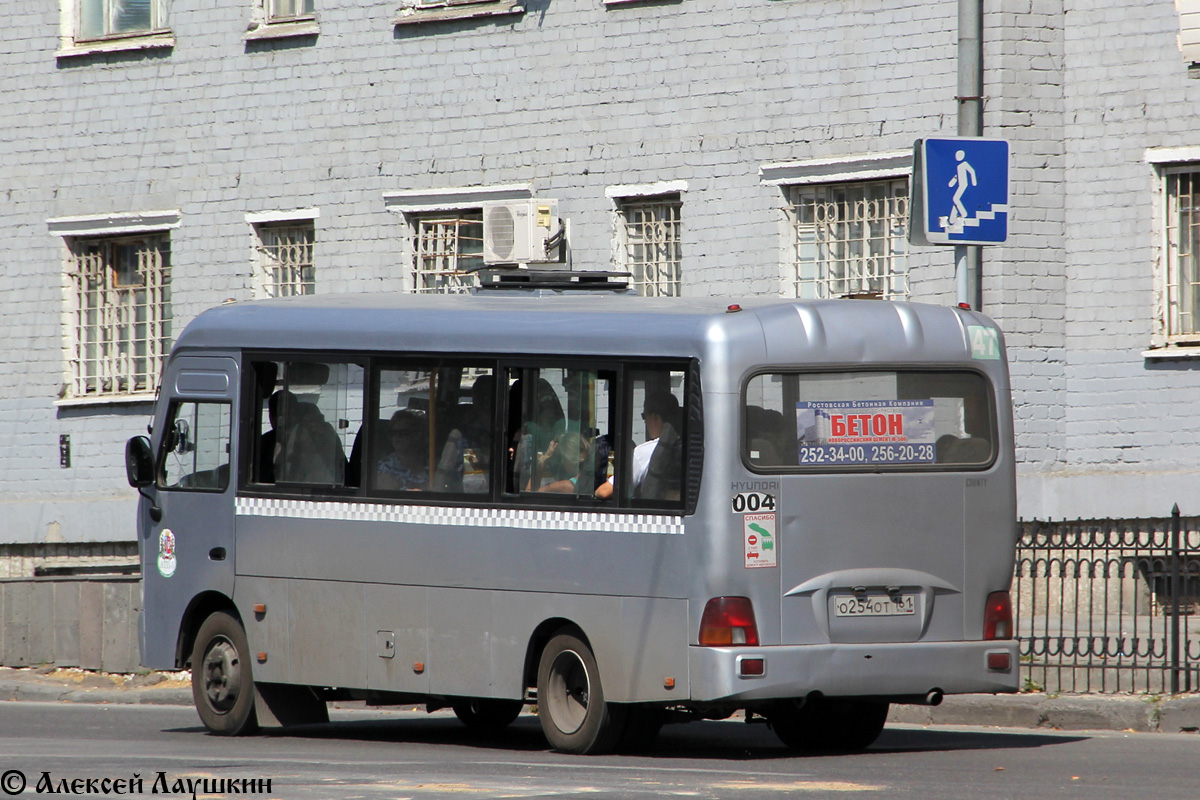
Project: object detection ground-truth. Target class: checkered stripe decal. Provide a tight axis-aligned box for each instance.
[236,497,685,536]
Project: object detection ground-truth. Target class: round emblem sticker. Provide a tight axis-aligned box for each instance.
[157,529,177,578]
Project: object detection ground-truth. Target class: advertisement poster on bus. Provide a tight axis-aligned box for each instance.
[796,399,937,466]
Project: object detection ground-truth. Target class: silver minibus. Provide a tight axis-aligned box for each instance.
[126,287,1018,754]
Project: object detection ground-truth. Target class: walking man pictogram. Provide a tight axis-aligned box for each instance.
[947,149,977,225]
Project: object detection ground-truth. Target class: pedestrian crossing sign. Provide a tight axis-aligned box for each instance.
[910,137,1010,246]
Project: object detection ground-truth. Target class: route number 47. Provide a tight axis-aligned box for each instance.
[732,492,776,513]
[968,325,1001,360]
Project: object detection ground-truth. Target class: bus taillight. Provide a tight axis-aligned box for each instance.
[699,597,759,646]
[983,591,1013,640]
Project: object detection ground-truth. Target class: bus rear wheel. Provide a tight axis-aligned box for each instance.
[452,698,524,731]
[768,697,888,752]
[536,632,626,754]
[190,611,259,736]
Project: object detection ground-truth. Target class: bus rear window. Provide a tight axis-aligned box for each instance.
[744,370,995,470]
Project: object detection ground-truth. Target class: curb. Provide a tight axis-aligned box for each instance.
[0,683,192,706]
[889,693,1200,734]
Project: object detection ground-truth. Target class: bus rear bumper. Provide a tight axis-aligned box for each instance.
[687,640,1020,704]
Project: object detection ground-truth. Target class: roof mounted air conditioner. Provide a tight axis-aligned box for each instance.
[482,199,561,265]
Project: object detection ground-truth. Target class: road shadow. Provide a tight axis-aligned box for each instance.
[164,713,1085,761]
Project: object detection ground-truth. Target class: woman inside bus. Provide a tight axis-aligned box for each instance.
[377,409,429,491]
[536,431,614,500]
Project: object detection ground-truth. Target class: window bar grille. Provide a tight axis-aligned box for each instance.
[413,214,484,294]
[258,225,315,298]
[791,181,909,301]
[68,237,169,397]
[621,196,682,298]
[1168,172,1200,338]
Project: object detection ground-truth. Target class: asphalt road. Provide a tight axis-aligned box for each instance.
[1,701,1197,799]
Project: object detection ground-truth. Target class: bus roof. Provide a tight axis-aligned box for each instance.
[171,291,1001,372]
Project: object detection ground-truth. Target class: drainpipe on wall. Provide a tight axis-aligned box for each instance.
[956,0,984,310]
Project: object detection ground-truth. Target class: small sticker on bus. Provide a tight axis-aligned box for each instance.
[157,529,177,579]
[744,513,777,569]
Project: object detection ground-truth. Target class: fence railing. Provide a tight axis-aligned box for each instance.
[1015,507,1200,694]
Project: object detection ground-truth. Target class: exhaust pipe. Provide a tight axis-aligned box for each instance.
[924,689,944,707]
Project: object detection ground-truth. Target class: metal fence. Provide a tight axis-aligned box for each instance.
[1015,507,1200,694]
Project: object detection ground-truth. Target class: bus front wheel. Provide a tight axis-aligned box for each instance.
[536,632,626,754]
[190,611,260,736]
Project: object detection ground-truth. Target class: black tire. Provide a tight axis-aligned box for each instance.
[536,632,627,754]
[190,611,259,736]
[616,704,665,753]
[768,697,888,752]
[452,698,524,731]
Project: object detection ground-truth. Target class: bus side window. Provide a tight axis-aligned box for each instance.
[372,363,495,497]
[253,360,363,488]
[160,401,232,491]
[627,368,686,505]
[505,367,616,501]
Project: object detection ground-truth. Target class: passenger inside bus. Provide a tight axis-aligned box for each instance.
[510,378,565,492]
[377,409,430,491]
[634,391,683,501]
[257,389,293,483]
[433,374,494,493]
[274,395,346,485]
[536,431,614,499]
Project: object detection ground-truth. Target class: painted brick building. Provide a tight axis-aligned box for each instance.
[1,0,1199,578]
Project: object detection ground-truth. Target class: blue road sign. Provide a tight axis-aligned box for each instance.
[912,137,1010,246]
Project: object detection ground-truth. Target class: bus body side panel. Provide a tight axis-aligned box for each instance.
[233,509,692,701]
[140,355,239,669]
[235,576,290,683]
[364,583,431,695]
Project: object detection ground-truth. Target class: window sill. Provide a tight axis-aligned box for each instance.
[243,18,319,41]
[393,1,524,26]
[1142,343,1200,360]
[56,31,174,60]
[56,393,157,409]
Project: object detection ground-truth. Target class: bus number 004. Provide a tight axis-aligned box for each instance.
[732,492,776,513]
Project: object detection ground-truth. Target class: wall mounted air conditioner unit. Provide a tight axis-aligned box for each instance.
[482,199,561,265]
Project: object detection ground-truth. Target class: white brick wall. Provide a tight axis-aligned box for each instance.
[2,0,1200,538]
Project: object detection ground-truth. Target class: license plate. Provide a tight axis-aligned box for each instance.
[832,593,917,618]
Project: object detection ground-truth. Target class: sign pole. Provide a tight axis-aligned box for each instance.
[957,0,984,309]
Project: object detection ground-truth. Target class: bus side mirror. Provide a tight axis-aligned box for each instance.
[126,435,155,488]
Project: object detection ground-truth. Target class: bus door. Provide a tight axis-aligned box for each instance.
[743,369,1002,647]
[142,356,238,668]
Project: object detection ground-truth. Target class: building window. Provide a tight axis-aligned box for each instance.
[255,222,315,298]
[1164,168,1200,341]
[267,0,313,21]
[788,179,909,300]
[78,0,167,40]
[412,211,484,294]
[65,234,171,398]
[616,194,683,297]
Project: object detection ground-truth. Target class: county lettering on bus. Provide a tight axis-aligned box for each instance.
[796,399,937,465]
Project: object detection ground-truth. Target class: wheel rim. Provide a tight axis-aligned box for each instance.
[545,649,590,735]
[201,635,242,714]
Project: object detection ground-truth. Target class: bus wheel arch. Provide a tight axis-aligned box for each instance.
[523,618,583,692]
[190,609,260,736]
[176,591,238,670]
